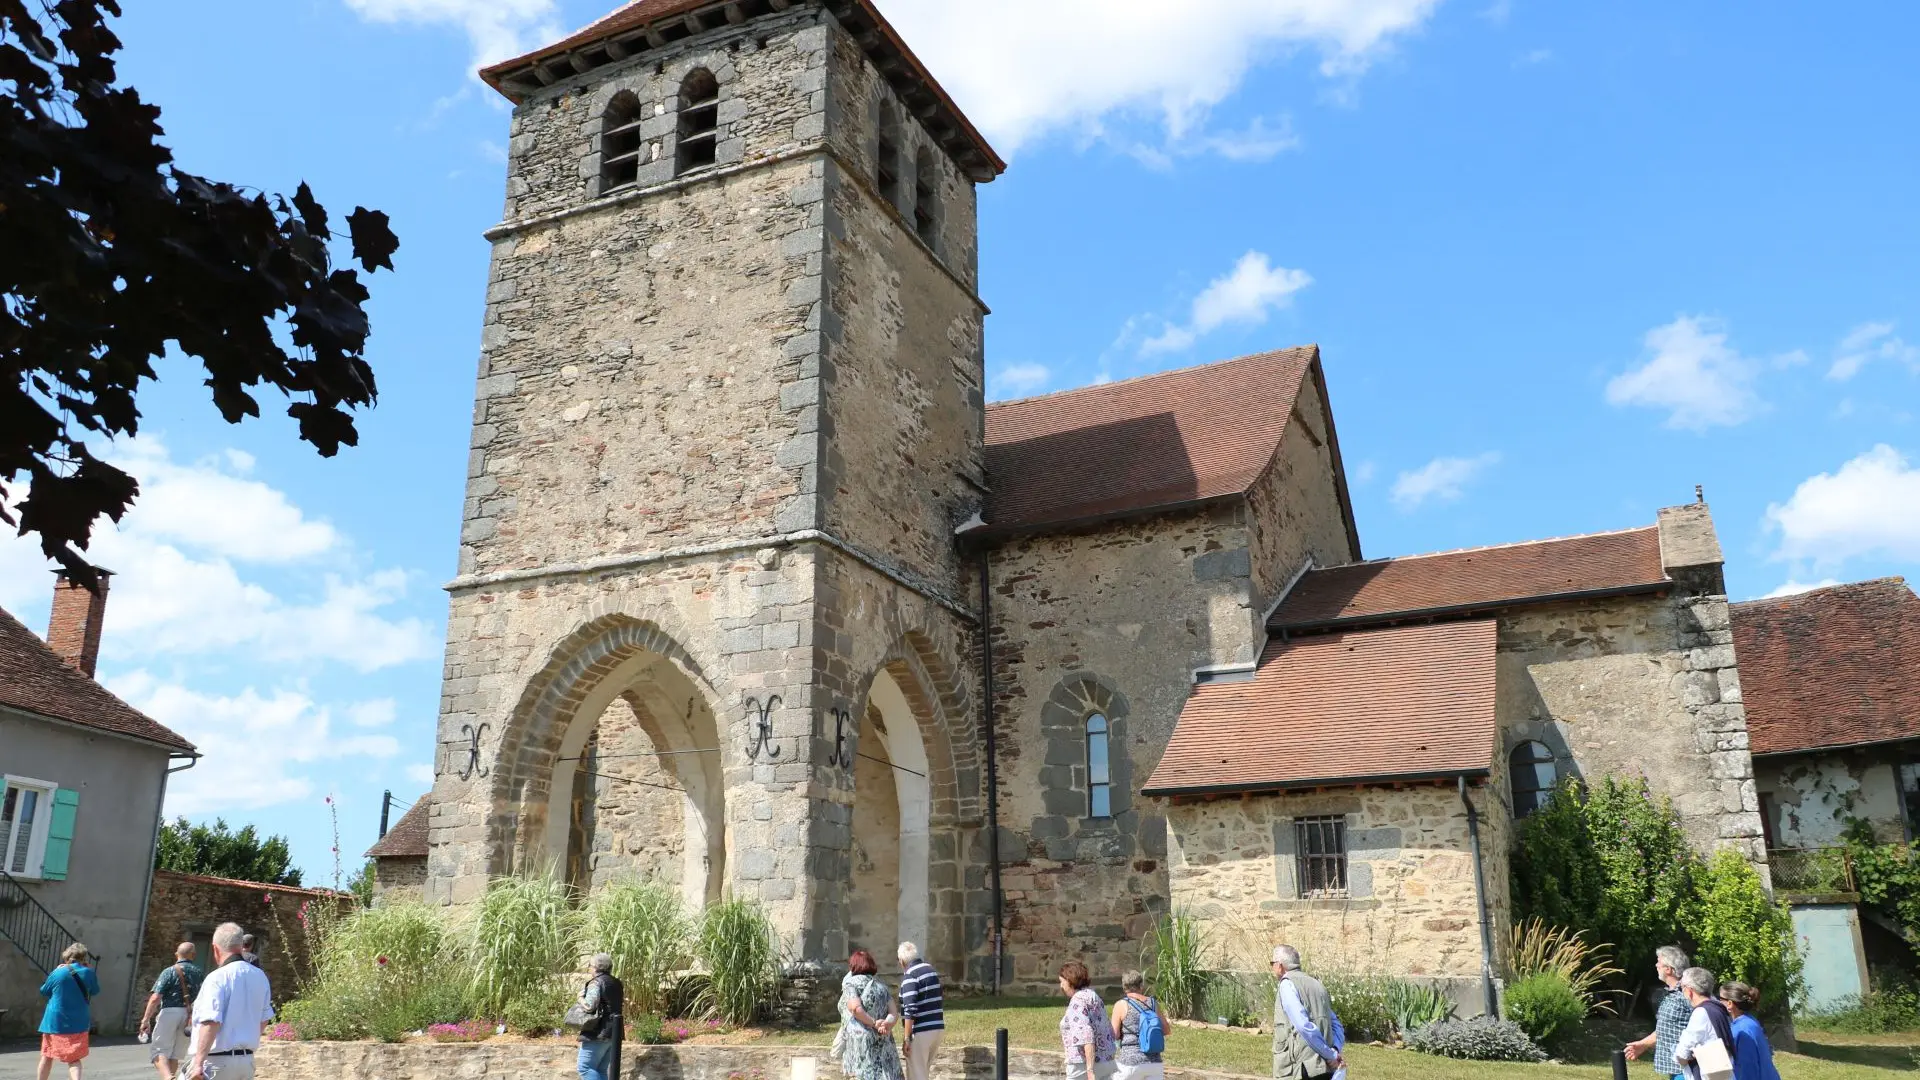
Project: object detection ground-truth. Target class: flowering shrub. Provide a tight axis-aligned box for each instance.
[1405,1016,1547,1062]
[265,1023,300,1042]
[427,1019,496,1043]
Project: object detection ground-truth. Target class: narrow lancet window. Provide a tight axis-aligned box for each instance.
[1086,712,1112,818]
[876,106,902,207]
[912,147,938,245]
[601,91,644,191]
[1510,740,1557,818]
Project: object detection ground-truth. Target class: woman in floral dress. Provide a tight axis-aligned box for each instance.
[838,949,903,1080]
[1057,960,1116,1080]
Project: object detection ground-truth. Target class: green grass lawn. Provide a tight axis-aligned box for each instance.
[716,997,1920,1079]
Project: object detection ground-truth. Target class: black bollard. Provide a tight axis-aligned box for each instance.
[1612,1049,1629,1080]
[996,1028,1010,1080]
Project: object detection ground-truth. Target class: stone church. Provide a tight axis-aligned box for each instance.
[407,0,1778,1006]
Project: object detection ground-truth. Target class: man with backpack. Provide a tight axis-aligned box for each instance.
[140,942,205,1080]
[1110,970,1168,1080]
[1270,946,1345,1080]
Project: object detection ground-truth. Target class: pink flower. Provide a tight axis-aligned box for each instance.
[376,955,390,967]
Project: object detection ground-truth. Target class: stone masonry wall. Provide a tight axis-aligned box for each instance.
[1243,372,1359,618]
[1756,750,1909,847]
[1166,786,1502,990]
[372,856,427,901]
[982,504,1257,990]
[1495,591,1768,867]
[140,871,354,1008]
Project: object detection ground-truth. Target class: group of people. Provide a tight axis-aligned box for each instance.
[835,942,1347,1080]
[1624,945,1781,1080]
[34,924,274,1080]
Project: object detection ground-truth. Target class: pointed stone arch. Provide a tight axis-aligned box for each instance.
[487,614,728,895]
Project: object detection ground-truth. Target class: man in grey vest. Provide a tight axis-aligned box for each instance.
[1270,945,1345,1080]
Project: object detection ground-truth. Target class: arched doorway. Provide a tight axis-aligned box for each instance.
[849,668,934,967]
[491,617,727,906]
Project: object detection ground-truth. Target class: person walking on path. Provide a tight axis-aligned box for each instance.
[37,943,99,1080]
[1673,967,1735,1080]
[139,942,204,1080]
[1269,946,1345,1080]
[896,942,944,1080]
[1720,980,1782,1080]
[185,923,273,1080]
[237,936,259,968]
[1057,960,1116,1080]
[1109,970,1168,1080]
[1623,945,1694,1079]
[839,949,903,1080]
[576,952,625,1080]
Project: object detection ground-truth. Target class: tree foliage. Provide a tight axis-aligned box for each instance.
[1842,819,1920,945]
[155,816,302,886]
[0,0,398,582]
[1689,849,1801,1014]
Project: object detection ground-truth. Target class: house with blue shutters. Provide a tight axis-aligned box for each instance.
[0,573,196,1035]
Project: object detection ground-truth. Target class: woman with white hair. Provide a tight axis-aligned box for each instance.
[575,952,624,1080]
[37,942,99,1080]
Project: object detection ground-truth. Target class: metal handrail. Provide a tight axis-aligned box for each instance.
[0,867,81,974]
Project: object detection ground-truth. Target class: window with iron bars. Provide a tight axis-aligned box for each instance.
[1293,816,1347,898]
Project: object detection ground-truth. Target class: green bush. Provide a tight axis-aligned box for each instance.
[1141,911,1212,1021]
[1506,916,1622,1016]
[694,899,782,1026]
[278,901,468,1041]
[469,874,583,1016]
[1797,980,1920,1034]
[1406,1016,1547,1062]
[1386,980,1454,1034]
[1844,823,1920,944]
[627,1012,667,1044]
[1689,849,1803,1017]
[501,979,574,1037]
[1504,972,1585,1047]
[1317,972,1398,1043]
[1200,971,1261,1027]
[587,879,692,1016]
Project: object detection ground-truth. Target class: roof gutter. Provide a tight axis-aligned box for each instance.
[1750,733,1920,760]
[1270,580,1672,637]
[1142,766,1489,800]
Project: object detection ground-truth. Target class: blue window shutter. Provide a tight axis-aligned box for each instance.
[41,788,79,881]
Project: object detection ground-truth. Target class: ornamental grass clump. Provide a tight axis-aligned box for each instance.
[694,899,782,1026]
[587,879,692,1017]
[468,873,584,1017]
[278,901,467,1041]
[1142,911,1212,1021]
[1506,916,1622,1016]
[1406,1016,1547,1062]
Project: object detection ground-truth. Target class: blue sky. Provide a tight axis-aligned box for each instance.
[3,0,1917,882]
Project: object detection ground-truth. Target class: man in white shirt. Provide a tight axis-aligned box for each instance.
[186,922,274,1080]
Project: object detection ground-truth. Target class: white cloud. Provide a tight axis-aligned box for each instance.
[113,673,402,815]
[989,362,1051,399]
[1605,315,1764,431]
[1765,444,1920,567]
[852,1,1443,154]
[1351,461,1378,485]
[1143,252,1313,355]
[1391,452,1500,510]
[349,699,399,728]
[1759,579,1841,600]
[0,438,434,671]
[404,763,437,787]
[1828,321,1918,381]
[343,0,564,68]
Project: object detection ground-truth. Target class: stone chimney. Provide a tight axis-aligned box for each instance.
[47,570,112,678]
[1656,501,1726,594]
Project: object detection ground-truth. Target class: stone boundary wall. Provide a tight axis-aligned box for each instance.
[258,1041,1261,1080]
[139,870,356,1011]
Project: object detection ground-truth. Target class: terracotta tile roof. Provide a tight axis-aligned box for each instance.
[982,348,1320,534]
[478,0,1004,178]
[1732,578,1920,756]
[0,605,195,754]
[365,798,430,859]
[1271,526,1669,631]
[1142,621,1498,796]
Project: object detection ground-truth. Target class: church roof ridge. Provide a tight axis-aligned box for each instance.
[1731,576,1911,610]
[985,345,1319,410]
[1327,523,1660,570]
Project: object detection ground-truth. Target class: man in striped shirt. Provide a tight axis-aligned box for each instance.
[897,942,945,1080]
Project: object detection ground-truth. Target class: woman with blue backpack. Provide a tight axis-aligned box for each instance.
[1109,970,1169,1080]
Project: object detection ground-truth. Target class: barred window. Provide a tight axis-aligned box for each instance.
[601,91,645,191]
[1509,740,1556,818]
[1293,816,1346,898]
[1085,713,1112,818]
[675,68,720,175]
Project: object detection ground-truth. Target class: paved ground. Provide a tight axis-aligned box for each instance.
[0,1037,159,1079]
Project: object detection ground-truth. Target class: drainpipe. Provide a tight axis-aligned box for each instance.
[978,549,1004,995]
[1460,775,1497,1018]
[125,751,199,1031]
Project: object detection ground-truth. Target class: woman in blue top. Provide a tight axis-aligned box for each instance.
[1719,980,1782,1080]
[38,942,100,1080]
